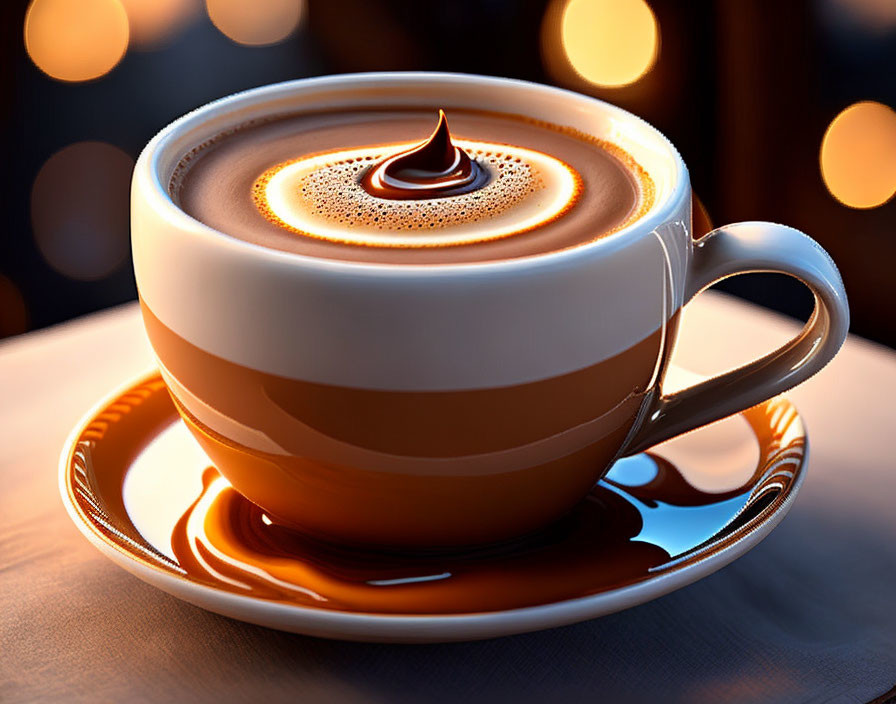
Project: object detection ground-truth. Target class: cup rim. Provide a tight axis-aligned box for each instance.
[136,71,690,276]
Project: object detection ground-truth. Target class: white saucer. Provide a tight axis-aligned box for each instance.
[60,369,806,643]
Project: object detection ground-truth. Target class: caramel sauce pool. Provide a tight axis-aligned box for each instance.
[169,456,763,614]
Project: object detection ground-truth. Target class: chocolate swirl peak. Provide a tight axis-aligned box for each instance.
[361,110,490,199]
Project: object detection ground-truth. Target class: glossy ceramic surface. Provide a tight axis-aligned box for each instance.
[132,74,845,548]
[60,369,806,642]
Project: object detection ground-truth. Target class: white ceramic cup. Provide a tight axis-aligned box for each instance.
[132,73,849,549]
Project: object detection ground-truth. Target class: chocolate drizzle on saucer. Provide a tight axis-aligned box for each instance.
[360,110,490,200]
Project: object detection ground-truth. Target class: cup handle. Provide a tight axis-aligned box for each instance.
[623,221,849,456]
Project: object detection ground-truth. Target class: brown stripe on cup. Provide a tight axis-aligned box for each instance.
[141,301,680,547]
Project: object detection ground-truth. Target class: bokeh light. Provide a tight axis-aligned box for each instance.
[828,0,896,31]
[820,101,896,209]
[560,0,658,88]
[24,0,129,82]
[205,0,303,46]
[31,142,134,281]
[119,0,199,49]
[0,276,29,338]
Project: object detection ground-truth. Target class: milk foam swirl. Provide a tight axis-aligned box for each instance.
[253,125,581,248]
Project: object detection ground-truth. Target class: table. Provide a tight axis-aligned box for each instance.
[2,292,895,704]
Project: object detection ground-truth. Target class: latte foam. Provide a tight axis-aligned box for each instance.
[254,140,580,247]
[171,107,653,265]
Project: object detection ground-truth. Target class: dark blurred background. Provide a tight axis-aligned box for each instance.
[2,0,895,346]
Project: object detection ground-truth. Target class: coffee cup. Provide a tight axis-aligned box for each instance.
[132,73,848,549]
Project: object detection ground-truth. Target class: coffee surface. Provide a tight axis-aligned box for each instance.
[171,107,653,264]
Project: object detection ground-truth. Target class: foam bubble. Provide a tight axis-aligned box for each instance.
[253,140,581,248]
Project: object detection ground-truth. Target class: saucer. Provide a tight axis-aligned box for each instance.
[60,370,806,643]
